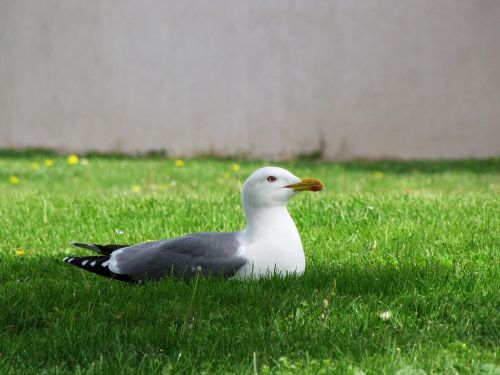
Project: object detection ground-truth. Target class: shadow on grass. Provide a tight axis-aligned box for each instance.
[1,254,472,299]
[293,157,500,175]
[334,158,500,175]
[1,148,499,174]
[1,255,496,372]
[0,148,168,160]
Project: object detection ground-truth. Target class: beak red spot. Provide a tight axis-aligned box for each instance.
[311,184,322,192]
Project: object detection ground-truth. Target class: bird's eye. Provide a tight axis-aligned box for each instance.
[267,176,277,182]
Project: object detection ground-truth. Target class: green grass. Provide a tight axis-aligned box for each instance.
[0,153,499,374]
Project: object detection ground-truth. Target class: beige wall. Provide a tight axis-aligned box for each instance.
[1,1,499,160]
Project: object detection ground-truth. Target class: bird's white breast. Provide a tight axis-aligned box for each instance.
[235,207,305,278]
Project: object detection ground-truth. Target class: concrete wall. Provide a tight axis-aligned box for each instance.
[1,1,499,160]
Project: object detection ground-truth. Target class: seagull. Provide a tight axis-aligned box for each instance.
[63,166,324,282]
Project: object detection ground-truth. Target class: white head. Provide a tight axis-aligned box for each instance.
[242,167,324,210]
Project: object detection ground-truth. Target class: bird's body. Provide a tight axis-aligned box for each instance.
[64,167,324,282]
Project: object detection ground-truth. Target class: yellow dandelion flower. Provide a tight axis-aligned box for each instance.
[67,154,79,165]
[373,171,384,178]
[16,249,25,257]
[175,159,185,167]
[44,159,54,167]
[9,176,20,184]
[31,162,41,170]
[231,163,240,172]
[131,185,142,193]
[223,172,230,179]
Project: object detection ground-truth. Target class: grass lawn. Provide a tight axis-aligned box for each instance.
[0,152,499,374]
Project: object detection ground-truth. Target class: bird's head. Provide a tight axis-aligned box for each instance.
[242,166,324,209]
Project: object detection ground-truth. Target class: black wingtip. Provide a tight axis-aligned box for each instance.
[63,255,136,283]
[70,242,101,252]
[70,242,130,254]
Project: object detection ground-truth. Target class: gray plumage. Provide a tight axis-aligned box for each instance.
[115,232,245,280]
[66,232,247,282]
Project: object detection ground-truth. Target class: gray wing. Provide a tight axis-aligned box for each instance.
[110,232,246,281]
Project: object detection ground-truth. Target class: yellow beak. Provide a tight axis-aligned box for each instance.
[285,178,325,192]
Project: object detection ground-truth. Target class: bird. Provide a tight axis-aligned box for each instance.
[63,166,324,282]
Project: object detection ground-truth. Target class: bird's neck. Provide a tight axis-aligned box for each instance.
[243,205,298,240]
